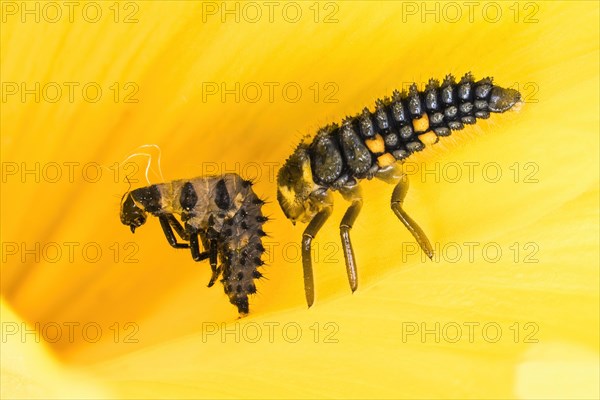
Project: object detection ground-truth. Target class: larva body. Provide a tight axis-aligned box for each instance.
[120,174,267,315]
[277,73,521,306]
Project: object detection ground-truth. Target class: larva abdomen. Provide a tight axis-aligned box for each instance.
[308,72,521,186]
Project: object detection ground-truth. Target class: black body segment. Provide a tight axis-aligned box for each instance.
[179,182,198,211]
[276,72,522,307]
[310,130,344,185]
[120,174,267,315]
[214,178,231,210]
[407,83,423,117]
[339,121,372,177]
[132,185,162,213]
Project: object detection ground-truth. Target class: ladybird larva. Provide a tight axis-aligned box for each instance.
[276,72,522,307]
[120,173,267,315]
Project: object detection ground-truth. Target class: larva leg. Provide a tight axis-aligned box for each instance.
[391,177,434,259]
[378,166,434,259]
[158,215,190,249]
[189,232,222,287]
[207,238,221,287]
[339,185,363,292]
[302,207,333,307]
[165,214,190,241]
[198,230,209,253]
[206,216,221,287]
[188,231,209,262]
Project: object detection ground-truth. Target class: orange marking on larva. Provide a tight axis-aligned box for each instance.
[412,113,429,133]
[418,131,438,145]
[377,153,396,167]
[365,134,385,154]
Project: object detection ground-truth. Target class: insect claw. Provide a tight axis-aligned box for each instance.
[207,265,222,287]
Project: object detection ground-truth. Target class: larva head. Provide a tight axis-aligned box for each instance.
[277,145,320,224]
[488,86,522,112]
[120,191,148,233]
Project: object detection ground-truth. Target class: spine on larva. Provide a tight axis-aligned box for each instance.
[308,73,522,187]
[219,181,267,315]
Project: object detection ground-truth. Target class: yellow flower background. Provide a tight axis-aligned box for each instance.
[1,1,598,398]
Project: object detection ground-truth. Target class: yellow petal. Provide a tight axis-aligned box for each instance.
[1,1,598,399]
[1,301,110,398]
